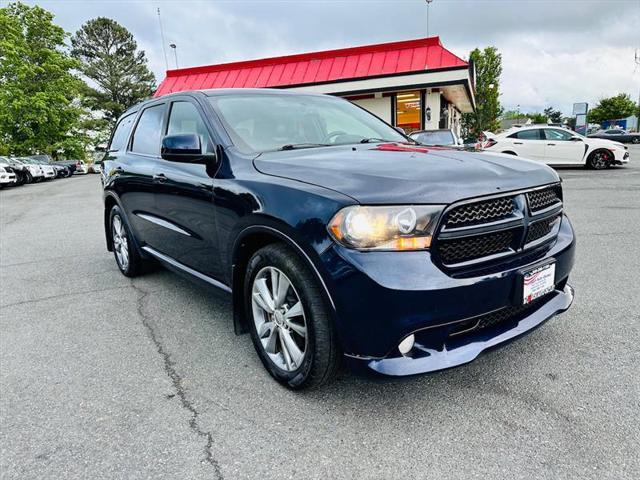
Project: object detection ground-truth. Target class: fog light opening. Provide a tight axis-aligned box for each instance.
[398,334,415,356]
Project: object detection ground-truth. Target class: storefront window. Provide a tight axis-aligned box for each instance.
[395,91,421,133]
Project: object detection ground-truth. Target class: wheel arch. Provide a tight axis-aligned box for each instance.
[230,221,337,336]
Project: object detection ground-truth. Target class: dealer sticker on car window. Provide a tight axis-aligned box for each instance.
[523,263,556,305]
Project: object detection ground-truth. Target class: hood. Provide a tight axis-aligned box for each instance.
[254,143,559,204]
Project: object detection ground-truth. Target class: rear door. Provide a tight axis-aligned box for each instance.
[152,96,223,280]
[506,129,545,161]
[542,128,584,165]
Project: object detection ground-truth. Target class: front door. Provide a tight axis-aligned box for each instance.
[507,128,546,161]
[543,128,585,165]
[153,98,222,280]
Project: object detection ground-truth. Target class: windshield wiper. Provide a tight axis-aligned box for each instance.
[359,137,398,144]
[279,143,330,151]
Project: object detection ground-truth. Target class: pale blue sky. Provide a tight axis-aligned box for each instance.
[10,0,640,115]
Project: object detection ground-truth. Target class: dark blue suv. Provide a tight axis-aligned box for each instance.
[102,89,575,389]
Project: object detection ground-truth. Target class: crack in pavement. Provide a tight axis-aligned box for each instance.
[130,281,224,479]
[0,285,132,310]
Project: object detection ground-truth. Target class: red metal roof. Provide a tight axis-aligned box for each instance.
[155,36,468,96]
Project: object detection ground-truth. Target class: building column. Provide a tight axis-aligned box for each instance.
[424,91,441,130]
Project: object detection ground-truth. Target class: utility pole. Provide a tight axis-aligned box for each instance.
[425,0,434,38]
[157,7,169,72]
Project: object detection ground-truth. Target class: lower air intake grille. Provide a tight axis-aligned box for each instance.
[438,230,514,265]
[449,294,549,337]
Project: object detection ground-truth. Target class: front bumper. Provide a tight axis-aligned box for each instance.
[0,173,16,184]
[319,214,575,376]
[613,148,629,164]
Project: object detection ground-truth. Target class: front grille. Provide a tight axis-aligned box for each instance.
[449,295,549,337]
[438,230,514,264]
[527,186,562,212]
[526,215,561,244]
[434,184,563,268]
[445,196,516,228]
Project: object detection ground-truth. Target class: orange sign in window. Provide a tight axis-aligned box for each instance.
[396,91,421,133]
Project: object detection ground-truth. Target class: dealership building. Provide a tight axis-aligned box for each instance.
[155,36,475,137]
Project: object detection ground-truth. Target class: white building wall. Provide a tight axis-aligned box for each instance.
[351,97,392,124]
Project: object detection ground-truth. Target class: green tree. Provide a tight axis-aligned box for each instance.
[528,112,547,124]
[462,47,503,138]
[71,18,156,128]
[587,93,637,123]
[0,2,83,157]
[543,107,563,123]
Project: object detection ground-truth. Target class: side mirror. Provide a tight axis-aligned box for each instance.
[161,133,208,163]
[394,126,406,135]
[570,136,583,142]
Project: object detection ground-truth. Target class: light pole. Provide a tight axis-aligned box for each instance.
[425,0,434,38]
[169,43,179,69]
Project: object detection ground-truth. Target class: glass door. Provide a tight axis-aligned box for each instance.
[395,91,421,133]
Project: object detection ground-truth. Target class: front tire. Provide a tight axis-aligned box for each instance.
[109,206,144,277]
[245,243,340,389]
[587,149,612,170]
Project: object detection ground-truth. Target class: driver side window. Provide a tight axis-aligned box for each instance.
[167,101,214,153]
[544,129,572,141]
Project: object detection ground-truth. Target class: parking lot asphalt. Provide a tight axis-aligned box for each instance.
[1,150,639,480]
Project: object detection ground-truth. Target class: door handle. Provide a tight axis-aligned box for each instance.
[513,141,523,145]
[547,143,556,146]
[153,173,168,183]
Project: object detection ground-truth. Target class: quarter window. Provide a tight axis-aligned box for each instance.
[131,104,165,156]
[109,113,136,152]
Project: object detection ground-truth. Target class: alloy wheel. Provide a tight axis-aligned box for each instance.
[251,266,308,372]
[112,215,130,271]
[590,151,609,169]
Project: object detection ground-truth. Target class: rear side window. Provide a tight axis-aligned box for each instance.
[131,104,165,156]
[509,129,542,140]
[109,113,136,152]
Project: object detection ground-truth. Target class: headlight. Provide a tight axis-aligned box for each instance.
[328,205,444,251]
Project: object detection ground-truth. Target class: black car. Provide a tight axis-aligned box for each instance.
[53,160,78,176]
[588,129,640,144]
[102,89,575,389]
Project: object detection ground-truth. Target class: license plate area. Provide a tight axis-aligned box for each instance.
[519,261,556,305]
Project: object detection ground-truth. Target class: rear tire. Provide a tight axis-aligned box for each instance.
[632,137,639,144]
[109,206,144,277]
[587,149,611,170]
[245,243,340,389]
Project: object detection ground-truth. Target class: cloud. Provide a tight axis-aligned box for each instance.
[15,0,640,115]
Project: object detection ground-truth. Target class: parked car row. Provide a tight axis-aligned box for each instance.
[0,155,101,189]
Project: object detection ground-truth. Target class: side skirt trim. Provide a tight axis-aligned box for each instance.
[142,246,232,293]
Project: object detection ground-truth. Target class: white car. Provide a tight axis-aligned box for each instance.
[17,157,45,181]
[483,125,630,169]
[0,166,17,187]
[74,162,88,174]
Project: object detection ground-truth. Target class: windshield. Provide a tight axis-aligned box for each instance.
[412,130,455,146]
[208,93,407,154]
